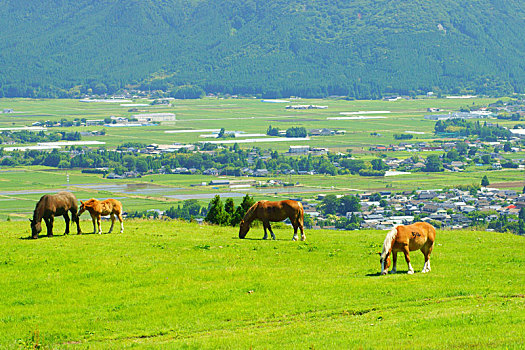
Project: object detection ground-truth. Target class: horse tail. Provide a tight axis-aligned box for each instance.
[297,201,304,223]
[381,225,399,260]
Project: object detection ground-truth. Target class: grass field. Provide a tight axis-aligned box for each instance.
[0,220,523,348]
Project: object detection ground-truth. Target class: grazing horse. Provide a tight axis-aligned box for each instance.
[379,222,436,275]
[30,191,81,239]
[239,200,305,241]
[78,198,124,234]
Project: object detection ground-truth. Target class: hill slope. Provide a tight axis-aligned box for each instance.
[0,220,524,348]
[1,0,525,97]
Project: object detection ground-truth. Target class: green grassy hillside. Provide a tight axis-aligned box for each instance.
[1,0,525,97]
[0,220,523,348]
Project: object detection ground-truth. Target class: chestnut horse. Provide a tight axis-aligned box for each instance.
[379,222,436,275]
[78,198,124,234]
[30,191,81,239]
[239,200,305,241]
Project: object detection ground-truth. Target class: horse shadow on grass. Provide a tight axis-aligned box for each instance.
[366,270,412,277]
[20,233,65,240]
[234,237,290,242]
[19,231,99,240]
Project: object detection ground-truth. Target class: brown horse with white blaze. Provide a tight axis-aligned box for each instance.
[78,198,124,234]
[30,191,81,239]
[239,200,305,241]
[379,222,436,275]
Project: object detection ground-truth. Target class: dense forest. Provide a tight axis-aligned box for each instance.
[1,0,525,98]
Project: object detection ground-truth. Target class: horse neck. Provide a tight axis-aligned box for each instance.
[33,199,45,222]
[381,227,398,259]
[242,203,258,224]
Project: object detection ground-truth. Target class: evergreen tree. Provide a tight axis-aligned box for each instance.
[481,175,490,187]
[240,194,255,212]
[224,198,235,224]
[519,208,525,235]
[205,195,228,225]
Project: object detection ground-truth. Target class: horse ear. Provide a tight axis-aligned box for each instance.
[80,200,84,204]
[377,251,382,255]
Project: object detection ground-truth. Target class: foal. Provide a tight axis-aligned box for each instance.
[78,198,124,234]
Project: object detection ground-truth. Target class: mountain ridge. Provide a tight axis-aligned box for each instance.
[1,0,524,98]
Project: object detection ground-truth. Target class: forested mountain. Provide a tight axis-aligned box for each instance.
[1,0,525,98]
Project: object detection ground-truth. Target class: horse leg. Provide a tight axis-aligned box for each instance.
[63,213,70,235]
[390,252,398,274]
[262,221,269,240]
[421,243,434,273]
[403,246,414,274]
[118,213,124,233]
[97,215,102,234]
[45,216,54,237]
[108,214,115,233]
[298,212,306,241]
[71,209,81,234]
[91,214,97,234]
[267,222,276,240]
[292,223,299,241]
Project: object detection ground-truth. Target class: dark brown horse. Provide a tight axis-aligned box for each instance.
[379,222,436,275]
[30,191,81,239]
[239,200,305,241]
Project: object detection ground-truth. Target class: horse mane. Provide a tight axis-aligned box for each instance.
[83,198,96,206]
[242,201,260,222]
[33,195,47,221]
[381,225,399,260]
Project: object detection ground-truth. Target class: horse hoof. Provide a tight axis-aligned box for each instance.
[32,236,38,239]
[407,270,414,275]
[389,270,397,274]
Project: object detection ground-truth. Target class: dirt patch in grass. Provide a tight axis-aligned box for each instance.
[491,181,525,189]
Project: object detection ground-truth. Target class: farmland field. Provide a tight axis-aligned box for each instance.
[1,96,524,219]
[0,220,524,348]
[0,97,508,151]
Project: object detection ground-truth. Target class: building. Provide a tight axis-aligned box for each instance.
[133,113,176,123]
[424,111,493,120]
[287,145,310,155]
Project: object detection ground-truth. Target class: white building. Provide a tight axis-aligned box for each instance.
[133,113,176,123]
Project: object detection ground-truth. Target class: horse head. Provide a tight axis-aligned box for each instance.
[78,200,87,216]
[379,252,391,275]
[29,218,41,238]
[239,220,250,239]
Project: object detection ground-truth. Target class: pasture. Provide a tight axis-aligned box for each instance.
[0,220,523,348]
